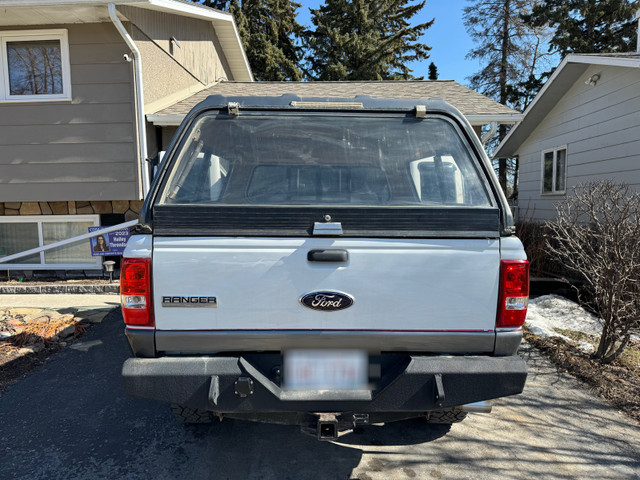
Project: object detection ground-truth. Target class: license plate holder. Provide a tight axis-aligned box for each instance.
[284,349,368,391]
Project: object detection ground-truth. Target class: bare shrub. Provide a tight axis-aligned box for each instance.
[546,181,640,364]
[516,219,556,277]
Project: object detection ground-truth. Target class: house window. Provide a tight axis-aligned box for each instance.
[542,147,567,194]
[0,29,71,101]
[0,215,101,270]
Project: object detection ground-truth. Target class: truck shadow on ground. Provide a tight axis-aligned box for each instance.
[0,310,451,480]
[1,311,638,480]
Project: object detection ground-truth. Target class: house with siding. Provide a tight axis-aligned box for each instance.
[0,0,251,271]
[494,52,640,222]
[0,1,522,273]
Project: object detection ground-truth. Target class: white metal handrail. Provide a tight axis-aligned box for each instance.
[0,220,139,264]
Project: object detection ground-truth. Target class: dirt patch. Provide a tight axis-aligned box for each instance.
[0,307,110,394]
[524,328,640,424]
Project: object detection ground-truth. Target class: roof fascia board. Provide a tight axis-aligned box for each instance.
[0,0,137,5]
[465,114,524,125]
[143,0,232,22]
[146,82,209,114]
[147,113,185,126]
[0,0,232,20]
[566,54,640,68]
[228,18,253,81]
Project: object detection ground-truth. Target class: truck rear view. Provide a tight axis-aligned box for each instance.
[121,96,528,439]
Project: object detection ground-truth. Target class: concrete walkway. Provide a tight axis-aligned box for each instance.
[0,294,119,310]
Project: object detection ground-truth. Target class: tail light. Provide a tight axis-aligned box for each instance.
[120,257,154,327]
[496,260,529,328]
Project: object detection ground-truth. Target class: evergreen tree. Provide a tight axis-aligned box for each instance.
[428,61,438,80]
[190,0,304,81]
[196,0,230,8]
[525,0,639,57]
[304,0,434,80]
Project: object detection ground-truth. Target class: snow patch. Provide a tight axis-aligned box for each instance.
[525,294,638,352]
[526,295,603,353]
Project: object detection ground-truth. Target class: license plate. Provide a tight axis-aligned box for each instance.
[284,349,368,391]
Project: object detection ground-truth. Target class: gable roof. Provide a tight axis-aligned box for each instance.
[494,52,640,158]
[0,0,252,82]
[147,80,523,126]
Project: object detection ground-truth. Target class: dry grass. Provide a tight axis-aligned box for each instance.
[552,328,640,370]
[3,315,85,350]
[524,328,640,424]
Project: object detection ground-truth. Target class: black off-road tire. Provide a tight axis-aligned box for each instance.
[425,410,468,424]
[170,404,216,424]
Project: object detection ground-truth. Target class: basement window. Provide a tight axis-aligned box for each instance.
[541,147,567,195]
[0,29,71,102]
[0,215,101,270]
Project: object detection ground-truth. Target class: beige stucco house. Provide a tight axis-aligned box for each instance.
[0,0,251,270]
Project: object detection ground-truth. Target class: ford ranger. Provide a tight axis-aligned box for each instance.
[120,95,528,439]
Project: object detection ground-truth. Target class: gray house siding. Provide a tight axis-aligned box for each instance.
[517,64,640,221]
[0,22,139,202]
[118,5,233,107]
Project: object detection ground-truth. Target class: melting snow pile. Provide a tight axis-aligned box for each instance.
[526,295,602,353]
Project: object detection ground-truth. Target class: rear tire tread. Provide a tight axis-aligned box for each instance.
[426,410,468,424]
[171,404,215,424]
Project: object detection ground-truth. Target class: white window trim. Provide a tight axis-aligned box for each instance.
[540,146,568,196]
[0,29,72,102]
[0,215,101,270]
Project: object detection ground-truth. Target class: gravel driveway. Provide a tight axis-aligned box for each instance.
[1,310,638,480]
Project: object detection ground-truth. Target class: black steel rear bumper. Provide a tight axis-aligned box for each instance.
[122,354,527,413]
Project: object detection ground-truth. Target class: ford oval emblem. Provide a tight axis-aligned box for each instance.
[299,291,354,312]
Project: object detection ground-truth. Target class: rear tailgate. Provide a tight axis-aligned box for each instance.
[152,236,500,352]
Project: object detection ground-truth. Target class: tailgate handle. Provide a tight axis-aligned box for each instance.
[307,249,348,263]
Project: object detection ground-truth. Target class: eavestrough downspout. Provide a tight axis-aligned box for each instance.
[635,9,640,54]
[481,121,499,146]
[108,3,151,197]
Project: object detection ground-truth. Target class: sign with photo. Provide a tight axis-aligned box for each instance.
[88,227,130,256]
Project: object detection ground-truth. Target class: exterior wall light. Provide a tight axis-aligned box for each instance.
[584,74,601,87]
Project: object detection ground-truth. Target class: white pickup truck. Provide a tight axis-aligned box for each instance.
[120,95,528,439]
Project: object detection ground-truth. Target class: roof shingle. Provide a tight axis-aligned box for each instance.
[153,81,519,119]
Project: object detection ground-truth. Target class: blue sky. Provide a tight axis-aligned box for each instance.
[297,0,481,85]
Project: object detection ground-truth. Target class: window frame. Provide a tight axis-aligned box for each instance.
[0,29,72,102]
[156,112,496,209]
[540,146,568,195]
[0,215,101,270]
